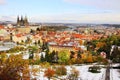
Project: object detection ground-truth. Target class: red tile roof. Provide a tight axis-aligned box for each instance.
[16,33,23,37]
[0,25,4,29]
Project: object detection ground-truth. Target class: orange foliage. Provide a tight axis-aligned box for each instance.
[55,65,67,76]
[44,68,55,79]
[86,55,93,63]
[76,58,83,64]
[79,40,83,45]
[96,42,106,49]
[0,54,30,80]
[81,52,94,63]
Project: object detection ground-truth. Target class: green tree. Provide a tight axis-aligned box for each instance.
[111,46,120,62]
[38,40,41,46]
[70,51,75,59]
[28,46,39,60]
[77,50,81,58]
[40,53,45,62]
[45,51,50,62]
[58,50,70,64]
[51,50,59,63]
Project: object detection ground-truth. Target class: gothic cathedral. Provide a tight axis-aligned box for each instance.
[17,16,29,27]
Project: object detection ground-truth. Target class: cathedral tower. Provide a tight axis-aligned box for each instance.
[17,15,29,27]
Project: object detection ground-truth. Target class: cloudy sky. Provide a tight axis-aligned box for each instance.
[0,0,120,23]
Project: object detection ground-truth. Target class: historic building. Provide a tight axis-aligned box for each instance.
[16,16,30,34]
[17,16,29,27]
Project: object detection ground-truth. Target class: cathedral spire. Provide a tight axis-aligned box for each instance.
[17,16,19,22]
[20,15,24,26]
[24,15,29,26]
[16,15,29,27]
[17,16,20,26]
[21,15,23,21]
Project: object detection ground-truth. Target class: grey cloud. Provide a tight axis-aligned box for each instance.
[64,0,120,10]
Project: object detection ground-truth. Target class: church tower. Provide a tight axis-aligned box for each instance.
[16,15,29,27]
[17,16,20,26]
[20,16,24,26]
[24,16,29,26]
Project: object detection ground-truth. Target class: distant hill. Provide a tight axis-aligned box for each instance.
[102,24,120,28]
[0,21,15,25]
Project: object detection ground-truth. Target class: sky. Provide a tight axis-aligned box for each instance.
[0,0,120,24]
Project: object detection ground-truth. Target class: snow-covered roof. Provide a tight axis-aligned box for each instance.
[0,46,10,51]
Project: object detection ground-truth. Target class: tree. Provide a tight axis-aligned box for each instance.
[79,40,83,45]
[58,50,70,64]
[44,68,55,80]
[30,29,35,34]
[86,54,93,63]
[77,50,81,58]
[68,67,79,80]
[29,50,34,59]
[53,51,59,63]
[70,51,75,59]
[86,40,96,51]
[96,42,106,49]
[25,37,32,44]
[42,42,50,62]
[45,51,50,62]
[38,40,41,46]
[51,50,58,63]
[111,46,120,62]
[36,27,40,32]
[55,65,67,76]
[41,42,46,51]
[40,53,45,62]
[41,42,49,55]
[0,54,30,80]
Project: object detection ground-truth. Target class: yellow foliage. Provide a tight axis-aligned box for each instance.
[79,40,83,45]
[96,42,106,48]
[81,52,93,63]
[86,55,93,63]
[0,54,30,80]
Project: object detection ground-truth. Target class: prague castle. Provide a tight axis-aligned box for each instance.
[16,16,30,33]
[17,16,29,27]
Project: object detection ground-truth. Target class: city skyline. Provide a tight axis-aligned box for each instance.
[0,0,120,24]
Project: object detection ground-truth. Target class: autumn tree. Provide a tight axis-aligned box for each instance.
[86,54,93,63]
[55,65,67,76]
[96,42,106,49]
[0,54,30,80]
[68,67,79,80]
[44,68,55,80]
[25,37,32,44]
